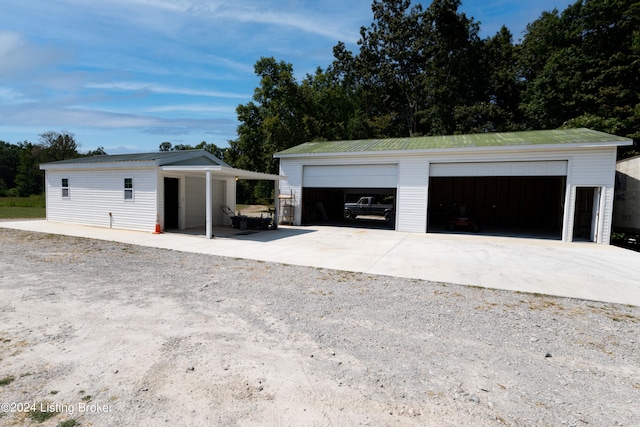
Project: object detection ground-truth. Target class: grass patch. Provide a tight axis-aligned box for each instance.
[0,375,15,386]
[58,420,79,427]
[0,195,45,218]
[28,402,59,423]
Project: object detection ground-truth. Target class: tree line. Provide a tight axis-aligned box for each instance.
[0,132,106,197]
[226,0,639,179]
[2,0,637,201]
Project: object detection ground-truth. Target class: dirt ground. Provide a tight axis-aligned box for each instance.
[0,228,639,426]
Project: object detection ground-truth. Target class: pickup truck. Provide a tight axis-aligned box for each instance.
[344,197,394,219]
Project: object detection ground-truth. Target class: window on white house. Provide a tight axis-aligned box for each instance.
[61,178,69,198]
[124,178,134,200]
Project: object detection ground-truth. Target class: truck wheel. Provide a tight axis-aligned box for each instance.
[344,209,353,219]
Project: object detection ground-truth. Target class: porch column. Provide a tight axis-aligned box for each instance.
[273,179,279,226]
[206,170,213,239]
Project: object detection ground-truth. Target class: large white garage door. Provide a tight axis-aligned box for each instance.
[430,161,567,177]
[304,164,397,188]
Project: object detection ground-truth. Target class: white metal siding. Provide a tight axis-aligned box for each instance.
[430,161,567,177]
[185,176,206,228]
[45,169,157,231]
[564,148,618,243]
[303,164,397,188]
[279,161,304,225]
[279,146,619,243]
[396,159,429,232]
[211,180,225,226]
[184,177,227,229]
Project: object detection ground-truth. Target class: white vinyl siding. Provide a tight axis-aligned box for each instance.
[45,169,157,232]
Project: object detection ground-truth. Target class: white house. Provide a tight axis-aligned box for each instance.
[40,150,283,238]
[275,128,633,244]
[614,154,640,232]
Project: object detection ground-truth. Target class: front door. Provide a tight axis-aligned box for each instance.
[164,177,179,229]
[573,187,601,242]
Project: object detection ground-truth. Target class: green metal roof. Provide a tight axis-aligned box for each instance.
[42,151,187,165]
[275,128,631,156]
[40,149,227,167]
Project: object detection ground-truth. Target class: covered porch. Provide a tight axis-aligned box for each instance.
[159,164,284,239]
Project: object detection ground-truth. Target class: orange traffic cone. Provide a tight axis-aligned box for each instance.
[152,214,162,234]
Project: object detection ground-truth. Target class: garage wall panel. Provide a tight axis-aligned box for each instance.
[430,161,567,177]
[397,159,429,232]
[303,164,397,188]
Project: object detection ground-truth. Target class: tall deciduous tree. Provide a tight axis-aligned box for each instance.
[227,57,307,174]
[39,131,79,162]
[15,142,44,196]
[0,141,21,195]
[356,0,426,137]
[419,0,484,135]
[519,0,640,147]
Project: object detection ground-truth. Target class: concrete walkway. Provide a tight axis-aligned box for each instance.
[2,220,640,306]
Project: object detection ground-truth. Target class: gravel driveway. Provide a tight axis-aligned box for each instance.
[1,228,639,426]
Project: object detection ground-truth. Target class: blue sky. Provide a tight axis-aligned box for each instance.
[0,0,574,154]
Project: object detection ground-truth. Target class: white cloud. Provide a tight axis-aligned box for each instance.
[144,104,238,114]
[0,87,31,104]
[85,82,250,99]
[0,31,66,78]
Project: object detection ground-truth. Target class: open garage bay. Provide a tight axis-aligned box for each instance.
[428,176,566,239]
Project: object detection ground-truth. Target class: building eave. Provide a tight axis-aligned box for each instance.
[160,165,285,181]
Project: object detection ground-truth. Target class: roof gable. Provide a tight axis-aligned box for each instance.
[275,128,632,157]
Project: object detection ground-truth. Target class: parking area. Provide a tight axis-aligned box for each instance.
[2,219,639,306]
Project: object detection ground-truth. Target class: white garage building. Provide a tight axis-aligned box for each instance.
[275,128,633,244]
[40,150,283,238]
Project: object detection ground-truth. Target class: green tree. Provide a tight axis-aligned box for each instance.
[14,142,44,196]
[39,131,79,162]
[227,57,307,175]
[519,0,640,147]
[194,141,226,162]
[418,0,484,135]
[159,141,173,151]
[355,0,427,137]
[0,141,21,195]
[84,146,107,156]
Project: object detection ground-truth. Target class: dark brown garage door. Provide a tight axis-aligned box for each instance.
[428,176,566,238]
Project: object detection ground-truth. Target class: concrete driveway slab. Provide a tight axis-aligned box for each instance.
[2,220,639,306]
